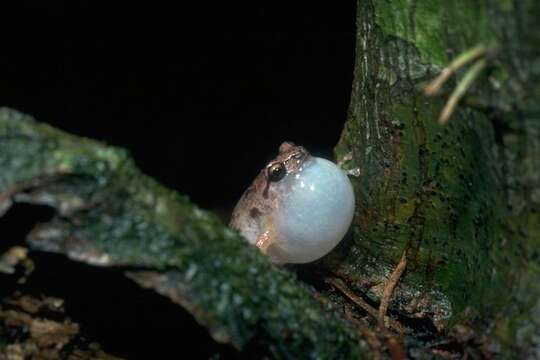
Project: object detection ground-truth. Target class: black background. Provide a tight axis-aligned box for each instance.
[0,1,357,358]
[1,1,356,211]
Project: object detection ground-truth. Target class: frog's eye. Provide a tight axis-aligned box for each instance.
[267,163,286,182]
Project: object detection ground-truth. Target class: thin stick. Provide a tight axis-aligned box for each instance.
[438,59,487,124]
[424,46,488,97]
[326,277,406,334]
[378,250,408,327]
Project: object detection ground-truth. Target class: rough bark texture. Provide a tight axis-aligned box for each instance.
[330,0,540,357]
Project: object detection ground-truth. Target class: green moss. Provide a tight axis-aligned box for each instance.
[374,0,446,66]
[0,107,368,358]
[333,0,537,337]
[373,0,491,67]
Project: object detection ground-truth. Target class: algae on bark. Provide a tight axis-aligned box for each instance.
[330,0,540,356]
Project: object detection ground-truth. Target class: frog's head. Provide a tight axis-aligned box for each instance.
[264,141,311,184]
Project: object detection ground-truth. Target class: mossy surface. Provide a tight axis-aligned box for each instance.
[0,108,368,359]
[332,0,540,355]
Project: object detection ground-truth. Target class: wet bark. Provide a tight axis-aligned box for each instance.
[330,0,540,357]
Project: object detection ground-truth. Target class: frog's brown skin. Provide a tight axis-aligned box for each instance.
[230,141,310,262]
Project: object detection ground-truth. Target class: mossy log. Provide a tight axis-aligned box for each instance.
[0,108,371,358]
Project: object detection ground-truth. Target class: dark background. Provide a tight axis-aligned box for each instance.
[0,1,356,358]
[0,1,356,211]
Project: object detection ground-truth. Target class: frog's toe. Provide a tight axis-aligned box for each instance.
[255,231,271,252]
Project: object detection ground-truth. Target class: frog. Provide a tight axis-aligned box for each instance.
[230,141,355,264]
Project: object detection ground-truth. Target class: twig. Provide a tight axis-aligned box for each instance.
[424,46,488,97]
[326,277,378,317]
[326,277,406,334]
[378,250,408,327]
[438,59,487,124]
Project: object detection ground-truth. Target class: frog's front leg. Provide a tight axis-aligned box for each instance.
[255,230,271,253]
[255,227,287,264]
